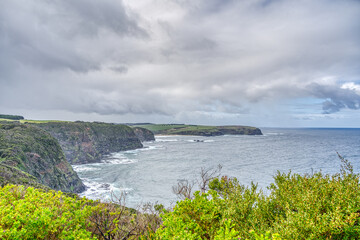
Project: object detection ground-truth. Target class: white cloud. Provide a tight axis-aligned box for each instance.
[341,82,360,95]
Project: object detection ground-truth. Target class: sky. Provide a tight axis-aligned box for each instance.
[1,0,360,127]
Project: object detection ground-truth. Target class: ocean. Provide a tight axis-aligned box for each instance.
[72,128,360,208]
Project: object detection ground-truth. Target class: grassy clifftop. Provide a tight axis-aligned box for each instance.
[0,122,84,192]
[132,124,262,136]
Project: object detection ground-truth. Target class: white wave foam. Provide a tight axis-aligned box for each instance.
[264,132,284,136]
[102,146,158,163]
[74,145,162,172]
[72,165,97,172]
[101,158,137,164]
[121,145,160,155]
[156,138,178,142]
[79,179,133,201]
[109,152,128,158]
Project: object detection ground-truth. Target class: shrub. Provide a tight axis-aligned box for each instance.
[155,155,360,240]
[0,185,161,240]
[0,185,96,239]
[268,155,360,239]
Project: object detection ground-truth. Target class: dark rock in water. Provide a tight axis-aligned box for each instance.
[36,122,143,165]
[0,123,85,193]
[99,183,110,190]
[133,127,155,142]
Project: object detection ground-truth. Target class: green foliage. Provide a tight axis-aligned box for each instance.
[0,114,24,120]
[156,191,226,239]
[155,156,360,240]
[0,185,96,240]
[268,158,360,239]
[132,124,187,133]
[1,145,359,240]
[0,185,161,240]
[249,231,281,240]
[0,123,84,192]
[132,124,261,136]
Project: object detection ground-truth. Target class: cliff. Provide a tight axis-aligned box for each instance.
[133,127,155,141]
[0,164,50,190]
[0,122,84,192]
[0,114,24,120]
[36,122,143,164]
[132,124,262,136]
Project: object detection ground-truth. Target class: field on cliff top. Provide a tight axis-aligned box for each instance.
[0,118,68,124]
[132,123,262,136]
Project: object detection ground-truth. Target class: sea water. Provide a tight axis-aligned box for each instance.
[72,128,360,208]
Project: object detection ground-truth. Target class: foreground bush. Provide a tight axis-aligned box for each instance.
[0,185,159,240]
[0,185,96,239]
[155,155,360,239]
[2,155,360,239]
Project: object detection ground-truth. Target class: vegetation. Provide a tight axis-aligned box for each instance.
[1,155,359,239]
[1,119,151,164]
[0,114,24,120]
[0,185,95,239]
[155,155,360,239]
[36,121,144,164]
[131,124,262,136]
[0,185,160,240]
[131,124,187,133]
[0,118,67,123]
[0,164,50,191]
[0,122,84,192]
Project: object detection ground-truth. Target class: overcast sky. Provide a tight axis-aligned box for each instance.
[1,0,360,127]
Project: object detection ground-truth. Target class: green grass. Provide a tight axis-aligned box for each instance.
[132,124,261,136]
[21,119,68,123]
[132,124,188,133]
[132,124,224,134]
[0,118,68,124]
[0,114,24,120]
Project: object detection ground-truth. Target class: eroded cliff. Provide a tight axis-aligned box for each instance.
[133,127,155,142]
[36,122,144,164]
[0,123,85,192]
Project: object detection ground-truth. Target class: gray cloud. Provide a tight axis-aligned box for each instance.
[110,66,128,73]
[307,83,360,114]
[1,0,360,125]
[0,0,147,75]
[54,0,148,38]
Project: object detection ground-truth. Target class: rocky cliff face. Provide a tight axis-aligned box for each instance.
[0,164,51,190]
[133,127,155,142]
[0,123,85,193]
[36,122,143,165]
